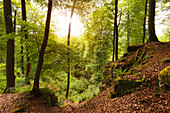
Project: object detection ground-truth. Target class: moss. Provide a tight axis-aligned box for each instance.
[100,84,106,88]
[134,46,150,65]
[161,59,170,63]
[108,90,116,98]
[100,84,106,91]
[115,76,121,81]
[11,107,26,113]
[158,66,170,88]
[118,58,126,63]
[123,52,133,57]
[106,75,113,79]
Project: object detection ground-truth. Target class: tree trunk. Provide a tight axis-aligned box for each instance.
[31,0,52,96]
[112,33,115,61]
[14,11,16,33]
[21,37,24,74]
[3,0,15,93]
[66,0,76,98]
[114,0,118,60]
[127,12,130,47]
[143,0,148,43]
[148,0,159,42]
[21,0,31,84]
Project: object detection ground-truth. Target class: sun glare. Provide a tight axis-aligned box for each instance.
[53,11,84,38]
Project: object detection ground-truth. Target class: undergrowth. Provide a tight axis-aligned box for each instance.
[0,69,100,104]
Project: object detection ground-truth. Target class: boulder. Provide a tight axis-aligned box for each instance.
[158,66,170,90]
[109,79,142,98]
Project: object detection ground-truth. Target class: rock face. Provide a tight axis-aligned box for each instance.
[100,45,151,94]
[158,66,170,90]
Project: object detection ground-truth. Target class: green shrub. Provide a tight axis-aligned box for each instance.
[70,77,89,95]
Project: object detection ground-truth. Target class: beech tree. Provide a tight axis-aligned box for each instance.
[31,0,52,95]
[66,0,76,98]
[113,0,118,61]
[3,0,15,93]
[143,0,148,43]
[21,0,31,84]
[148,0,159,42]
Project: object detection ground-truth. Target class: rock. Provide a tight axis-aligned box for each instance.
[158,66,170,90]
[43,93,58,107]
[41,88,58,107]
[112,79,142,97]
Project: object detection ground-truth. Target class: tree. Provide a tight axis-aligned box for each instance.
[113,0,118,61]
[143,0,148,43]
[3,0,15,93]
[0,1,6,63]
[66,0,76,98]
[148,0,159,42]
[21,0,31,84]
[31,0,52,95]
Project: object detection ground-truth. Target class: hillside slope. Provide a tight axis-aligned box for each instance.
[0,42,169,113]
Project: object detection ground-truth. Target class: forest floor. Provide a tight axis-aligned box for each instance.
[0,42,170,113]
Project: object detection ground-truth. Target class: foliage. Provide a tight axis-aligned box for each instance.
[114,68,127,77]
[69,84,100,103]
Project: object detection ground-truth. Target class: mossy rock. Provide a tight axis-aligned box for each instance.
[158,66,170,90]
[113,79,142,97]
[40,88,58,107]
[42,93,58,107]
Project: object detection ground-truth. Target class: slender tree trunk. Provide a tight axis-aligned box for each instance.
[21,37,24,74]
[14,11,16,33]
[148,0,159,42]
[21,0,31,84]
[3,0,15,93]
[112,33,115,61]
[31,0,52,96]
[114,0,118,60]
[66,0,76,98]
[127,12,130,47]
[143,0,148,43]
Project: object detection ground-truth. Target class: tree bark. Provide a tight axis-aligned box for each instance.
[66,0,76,98]
[31,0,52,96]
[3,0,15,93]
[21,0,31,84]
[21,37,24,74]
[148,0,159,42]
[114,0,118,61]
[127,12,130,47]
[143,0,148,43]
